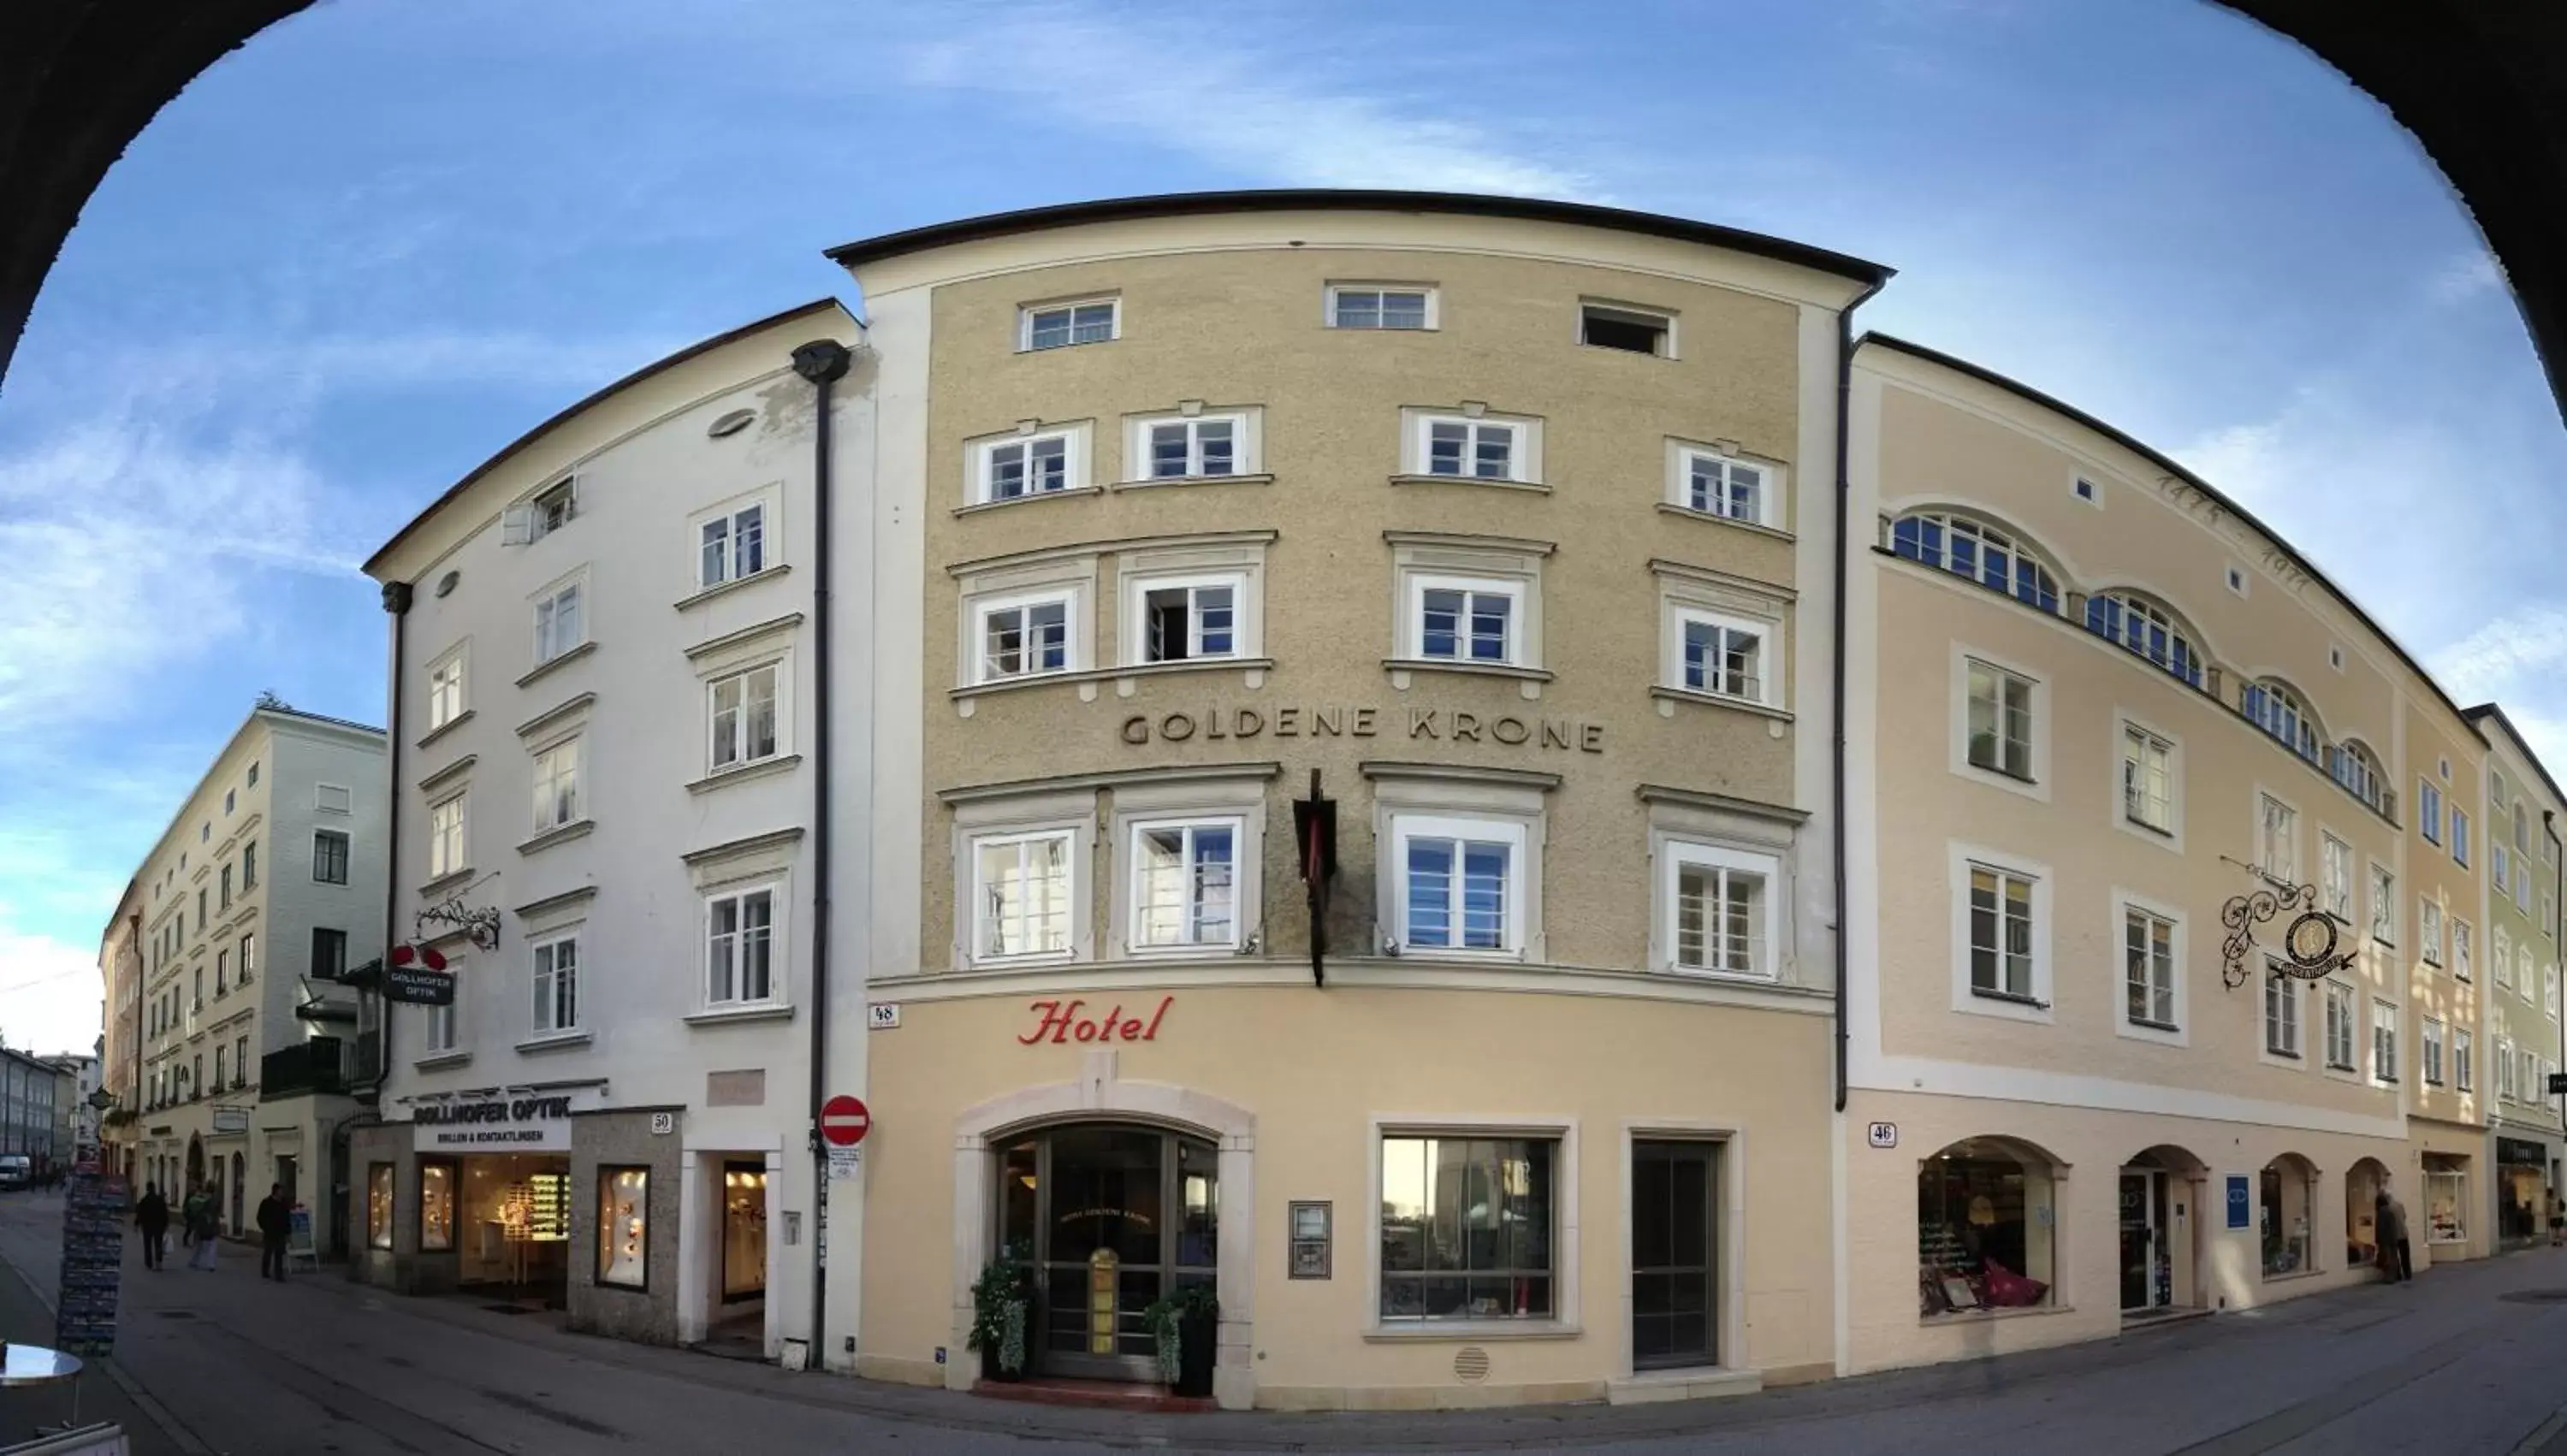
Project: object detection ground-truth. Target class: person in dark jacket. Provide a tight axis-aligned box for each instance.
[256,1185,291,1281]
[134,1183,168,1270]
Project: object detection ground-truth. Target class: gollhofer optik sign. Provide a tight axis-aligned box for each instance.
[412,1093,578,1151]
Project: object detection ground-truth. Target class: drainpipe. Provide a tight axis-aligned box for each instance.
[376,581,412,1101]
[791,338,852,1368]
[1832,279,1888,1116]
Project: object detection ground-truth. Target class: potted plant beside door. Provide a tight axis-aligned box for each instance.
[968,1257,1034,1383]
[1143,1283,1220,1398]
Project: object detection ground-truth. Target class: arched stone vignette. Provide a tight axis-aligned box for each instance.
[950,1048,1257,1409]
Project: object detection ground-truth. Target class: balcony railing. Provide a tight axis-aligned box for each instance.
[259,1037,350,1099]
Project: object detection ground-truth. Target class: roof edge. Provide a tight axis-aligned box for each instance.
[1857,332,2477,733]
[2463,702,2567,814]
[363,296,857,578]
[824,189,1893,287]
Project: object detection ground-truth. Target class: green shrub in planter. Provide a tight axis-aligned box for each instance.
[968,1258,1035,1381]
[1141,1283,1219,1396]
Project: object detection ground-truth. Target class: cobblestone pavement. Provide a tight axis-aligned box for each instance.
[5,1192,2567,1454]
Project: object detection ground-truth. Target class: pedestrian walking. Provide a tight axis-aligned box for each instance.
[2376,1187,2413,1282]
[187,1185,219,1271]
[134,1182,168,1271]
[2549,1189,2564,1248]
[256,1185,291,1281]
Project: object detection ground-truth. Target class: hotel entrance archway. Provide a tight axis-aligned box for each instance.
[994,1125,1218,1382]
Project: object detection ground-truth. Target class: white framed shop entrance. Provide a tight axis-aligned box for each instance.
[950,1056,1255,1410]
[677,1133,786,1356]
[2117,1145,2208,1321]
[1615,1122,1755,1400]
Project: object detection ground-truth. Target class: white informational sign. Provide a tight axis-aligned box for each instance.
[869,1003,900,1029]
[827,1146,863,1181]
[1866,1122,1899,1149]
[412,1088,599,1152]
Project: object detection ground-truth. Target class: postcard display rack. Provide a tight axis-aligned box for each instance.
[56,1172,127,1355]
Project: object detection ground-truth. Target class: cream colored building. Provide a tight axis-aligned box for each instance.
[830,192,1888,1410]
[1841,334,2493,1375]
[97,877,144,1180]
[126,702,384,1250]
[2467,704,2565,1246]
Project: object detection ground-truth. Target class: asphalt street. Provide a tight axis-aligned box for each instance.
[3,1192,2567,1454]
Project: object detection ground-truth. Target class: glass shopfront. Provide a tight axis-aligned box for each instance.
[995,1125,1218,1381]
[2119,1169,2172,1311]
[2498,1138,2547,1246]
[2426,1158,2470,1246]
[1918,1139,2054,1316]
[455,1153,573,1300]
[721,1162,766,1302]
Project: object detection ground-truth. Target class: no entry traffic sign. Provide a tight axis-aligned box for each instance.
[821,1094,871,1147]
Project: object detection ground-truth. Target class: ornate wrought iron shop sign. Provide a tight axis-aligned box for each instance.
[2220,856,2356,989]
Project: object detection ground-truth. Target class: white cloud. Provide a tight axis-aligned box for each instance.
[0,923,105,1059]
[2429,251,2505,305]
[886,3,1592,198]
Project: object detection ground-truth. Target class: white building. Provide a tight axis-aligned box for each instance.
[351,299,874,1360]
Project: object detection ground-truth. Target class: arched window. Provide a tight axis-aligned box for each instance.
[1918,1137,2056,1317]
[2261,1154,2318,1278]
[2084,591,2204,688]
[2331,739,2386,814]
[2243,678,2321,764]
[1888,512,2061,613]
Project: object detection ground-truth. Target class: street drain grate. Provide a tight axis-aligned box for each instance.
[2499,1289,2567,1304]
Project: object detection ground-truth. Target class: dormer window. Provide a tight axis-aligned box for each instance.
[2084,592,2203,688]
[1888,512,2060,613]
[2243,679,2321,764]
[504,478,577,544]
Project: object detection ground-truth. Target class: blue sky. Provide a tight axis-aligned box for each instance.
[1,0,2558,1053]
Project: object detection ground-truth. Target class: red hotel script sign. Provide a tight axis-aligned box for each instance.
[1020,997,1174,1045]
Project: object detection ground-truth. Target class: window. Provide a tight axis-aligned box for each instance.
[2084,593,2203,688]
[1378,1134,1556,1321]
[2453,807,2471,867]
[197,888,206,927]
[2421,780,2444,843]
[2422,897,2445,966]
[428,796,465,880]
[974,594,1074,683]
[533,579,584,664]
[420,1161,456,1252]
[215,1045,227,1090]
[532,933,579,1034]
[2074,476,2099,503]
[1396,817,1524,955]
[1665,843,1777,979]
[1675,610,1770,705]
[977,433,1072,501]
[311,928,347,980]
[1412,578,1521,666]
[2123,725,2174,833]
[1676,448,1775,526]
[1423,418,1519,481]
[708,665,780,769]
[597,1166,649,1289]
[2424,1017,2445,1085]
[1888,512,2060,612]
[2242,680,2320,763]
[1021,299,1116,352]
[1918,1139,2055,1312]
[424,991,455,1054]
[1138,580,1238,663]
[246,761,258,788]
[2258,795,2299,883]
[2331,742,2384,814]
[1327,285,1432,329]
[1145,417,1239,479]
[233,1034,247,1086]
[531,738,580,832]
[2124,909,2177,1028]
[2227,565,2249,595]
[1580,302,1671,356]
[2454,920,2473,980]
[367,1163,394,1251]
[2321,834,2353,920]
[697,500,767,587]
[2496,843,2512,897]
[1967,864,2037,1001]
[974,831,1074,962]
[427,648,465,731]
[2457,1028,2475,1092]
[2260,1157,2315,1278]
[2264,970,2301,1056]
[312,830,350,885]
[527,478,576,540]
[2369,864,2395,944]
[2324,981,2357,1070]
[215,950,228,995]
[2521,942,2537,999]
[241,842,256,891]
[705,887,777,1005]
[2497,926,2515,987]
[219,865,232,909]
[2548,964,2559,1019]
[1965,660,2035,781]
[2500,1038,2517,1100]
[224,790,234,815]
[1129,820,1240,952]
[2373,1001,2399,1082]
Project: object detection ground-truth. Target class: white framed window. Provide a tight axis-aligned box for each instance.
[2242,679,2321,764]
[1143,416,1241,480]
[2457,1027,2475,1092]
[531,932,579,1035]
[973,829,1076,962]
[2521,942,2537,1000]
[2368,862,2396,945]
[1326,283,1434,330]
[2496,843,2512,897]
[2453,807,2472,867]
[427,796,465,881]
[502,476,577,545]
[2420,780,2444,843]
[1965,659,2036,783]
[2264,968,2302,1058]
[708,663,782,771]
[1665,441,1782,529]
[1888,512,2062,613]
[2123,906,2178,1030]
[2323,980,2357,1070]
[2547,963,2559,1019]
[1391,814,1526,956]
[1133,577,1240,664]
[1669,607,1774,707]
[1408,576,1523,666]
[532,576,585,664]
[1579,300,1674,357]
[973,591,1077,684]
[2123,723,2174,834]
[1128,818,1242,954]
[2497,925,2515,987]
[1965,863,2037,1002]
[2454,920,2474,980]
[2084,591,2204,687]
[1662,842,1778,979]
[2499,1037,2517,1100]
[2372,999,2399,1083]
[2321,833,2354,920]
[426,647,466,731]
[423,985,456,1054]
[704,885,779,1007]
[2258,794,2300,884]
[696,495,770,589]
[2423,1017,2445,1085]
[531,737,580,832]
[973,430,1077,503]
[2421,897,2444,966]
[1399,408,1542,484]
[1020,298,1117,352]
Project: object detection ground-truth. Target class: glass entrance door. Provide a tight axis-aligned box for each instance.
[721,1161,767,1303]
[994,1126,1218,1382]
[2119,1170,2168,1311]
[1631,1140,1717,1369]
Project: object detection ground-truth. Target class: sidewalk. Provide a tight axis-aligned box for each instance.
[0,1193,182,1455]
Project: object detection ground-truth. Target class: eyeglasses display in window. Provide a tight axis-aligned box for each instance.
[598,1167,649,1288]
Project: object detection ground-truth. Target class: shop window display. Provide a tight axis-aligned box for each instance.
[598,1166,649,1289]
[367,1163,394,1251]
[2426,1163,2469,1246]
[2260,1156,2315,1276]
[1378,1135,1556,1322]
[1918,1139,2054,1316]
[419,1159,456,1252]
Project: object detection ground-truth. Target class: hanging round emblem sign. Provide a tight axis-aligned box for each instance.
[2282,911,2340,977]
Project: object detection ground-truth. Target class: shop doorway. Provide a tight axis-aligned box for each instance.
[710,1160,768,1347]
[229,1153,245,1234]
[996,1124,1218,1382]
[1631,1140,1719,1370]
[456,1153,573,1306]
[185,1136,204,1193]
[2498,1139,2547,1247]
[2119,1169,2170,1312]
